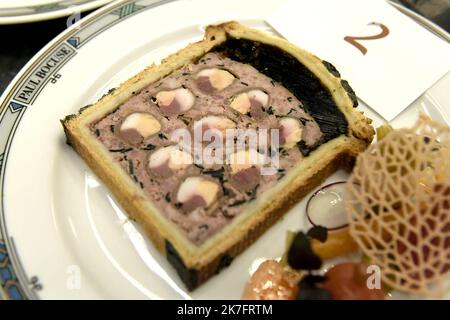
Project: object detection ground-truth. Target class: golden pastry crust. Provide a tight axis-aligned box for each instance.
[62,21,374,290]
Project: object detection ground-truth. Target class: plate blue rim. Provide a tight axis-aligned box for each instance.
[0,0,175,300]
[0,0,447,300]
[0,0,114,24]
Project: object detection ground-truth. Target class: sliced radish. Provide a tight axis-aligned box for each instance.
[306,181,349,231]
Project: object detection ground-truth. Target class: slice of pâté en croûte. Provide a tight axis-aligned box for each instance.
[62,21,374,290]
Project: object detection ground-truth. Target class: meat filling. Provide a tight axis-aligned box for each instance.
[91,52,326,245]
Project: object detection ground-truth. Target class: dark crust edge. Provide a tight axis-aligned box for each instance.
[165,240,198,291]
[60,89,116,124]
[322,60,358,108]
[340,79,358,108]
[60,88,118,145]
[61,104,93,143]
[322,60,358,109]
[322,60,341,78]
[165,239,234,290]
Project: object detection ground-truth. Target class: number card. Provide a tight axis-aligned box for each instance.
[267,0,450,121]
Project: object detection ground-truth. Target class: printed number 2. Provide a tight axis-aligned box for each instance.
[344,22,389,55]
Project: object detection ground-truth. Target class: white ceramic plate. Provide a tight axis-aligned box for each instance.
[0,0,449,300]
[0,0,113,24]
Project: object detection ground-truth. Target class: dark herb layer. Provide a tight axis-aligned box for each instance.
[214,39,349,144]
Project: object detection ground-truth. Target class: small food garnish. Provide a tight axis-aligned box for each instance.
[279,117,303,149]
[306,182,348,230]
[155,88,195,115]
[280,230,296,267]
[177,176,220,212]
[287,231,322,271]
[229,89,269,115]
[196,68,235,92]
[120,112,161,144]
[245,227,331,301]
[306,225,328,243]
[347,115,450,297]
[321,263,385,300]
[148,145,193,177]
[311,229,359,261]
[241,260,300,300]
[296,275,332,300]
[376,124,393,141]
[281,226,327,268]
[306,182,359,259]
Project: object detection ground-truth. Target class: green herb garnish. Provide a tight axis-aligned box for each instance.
[158,133,168,140]
[202,167,225,182]
[194,163,204,170]
[222,186,230,196]
[128,160,134,175]
[246,184,259,200]
[229,199,246,207]
[299,117,309,125]
[141,144,156,151]
[109,147,133,153]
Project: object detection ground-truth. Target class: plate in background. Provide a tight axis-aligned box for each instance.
[0,0,114,24]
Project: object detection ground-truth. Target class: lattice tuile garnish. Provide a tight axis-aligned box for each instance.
[346,115,450,297]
